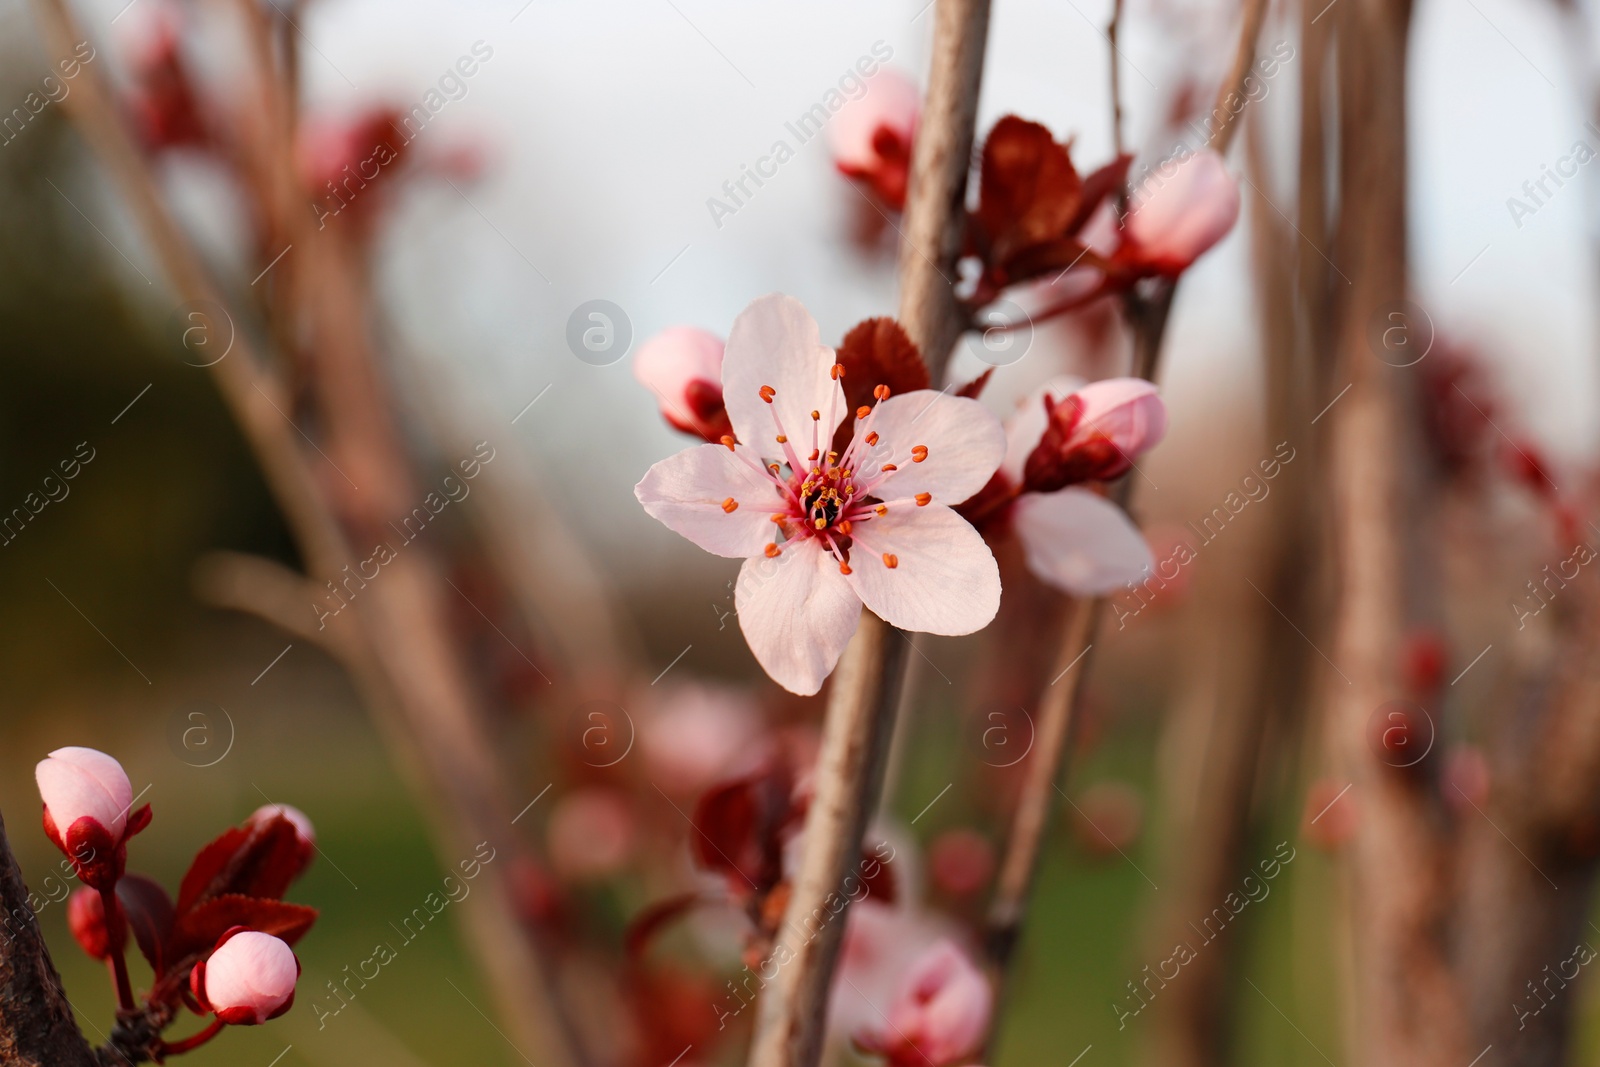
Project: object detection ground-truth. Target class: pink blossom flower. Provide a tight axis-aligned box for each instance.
[636,295,1004,695]
[36,746,147,888]
[633,326,732,442]
[192,929,299,1025]
[1124,149,1240,275]
[854,939,992,1067]
[641,683,765,793]
[830,70,921,209]
[992,378,1160,595]
[248,803,316,878]
[1022,378,1167,491]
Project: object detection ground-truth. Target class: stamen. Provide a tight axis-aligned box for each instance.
[839,520,853,535]
[814,518,826,530]
[915,493,932,506]
[839,561,852,574]
[873,384,890,401]
[875,505,888,516]
[721,498,738,513]
[831,363,845,380]
[721,435,736,452]
[759,385,776,403]
[866,431,879,446]
[809,449,820,461]
[811,410,821,420]
[911,445,928,463]
[882,553,899,569]
[764,543,781,558]
[771,514,786,524]
[882,463,898,472]
[769,463,781,474]
[776,435,788,444]
[856,405,871,419]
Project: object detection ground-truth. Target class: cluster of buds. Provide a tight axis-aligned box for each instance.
[37,747,316,1059]
[1020,379,1167,493]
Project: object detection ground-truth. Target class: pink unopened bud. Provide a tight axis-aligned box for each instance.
[1023,378,1167,492]
[36,747,145,888]
[633,327,731,442]
[1125,149,1240,275]
[249,804,316,878]
[66,886,111,960]
[124,6,208,152]
[854,939,991,1067]
[829,69,921,210]
[547,789,638,882]
[192,929,299,1025]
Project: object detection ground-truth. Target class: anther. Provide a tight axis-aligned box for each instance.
[873,384,890,401]
[831,364,845,380]
[866,431,880,446]
[776,434,788,444]
[809,449,820,461]
[814,518,827,530]
[720,435,736,452]
[839,520,853,534]
[811,410,821,421]
[764,543,781,558]
[882,553,899,569]
[882,463,898,472]
[875,505,888,516]
[839,561,852,574]
[911,445,928,463]
[915,493,932,506]
[856,405,871,419]
[721,498,738,513]
[759,385,776,403]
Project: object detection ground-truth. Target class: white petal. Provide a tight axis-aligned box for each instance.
[736,539,862,695]
[636,444,788,558]
[855,392,1006,507]
[845,504,1000,636]
[722,295,846,459]
[1001,375,1085,483]
[1013,488,1152,595]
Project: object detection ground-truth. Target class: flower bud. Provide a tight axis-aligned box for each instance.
[66,886,111,960]
[854,939,991,1067]
[633,327,730,442]
[36,747,146,889]
[1022,378,1166,492]
[1125,149,1240,275]
[829,69,921,210]
[192,929,300,1025]
[124,5,208,152]
[248,804,316,880]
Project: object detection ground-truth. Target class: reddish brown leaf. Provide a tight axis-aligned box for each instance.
[837,318,929,407]
[115,874,174,975]
[168,895,317,966]
[954,368,994,400]
[857,847,897,905]
[176,816,303,915]
[689,768,793,896]
[973,116,1083,281]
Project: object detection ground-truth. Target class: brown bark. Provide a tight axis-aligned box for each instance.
[1321,0,1469,1060]
[0,811,102,1067]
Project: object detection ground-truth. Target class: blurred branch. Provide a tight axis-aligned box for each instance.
[1207,0,1273,155]
[1321,0,1469,1060]
[980,0,1270,1044]
[0,811,101,1067]
[28,3,588,1065]
[747,4,992,1067]
[191,550,346,652]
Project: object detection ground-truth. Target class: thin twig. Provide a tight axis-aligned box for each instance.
[746,4,993,1067]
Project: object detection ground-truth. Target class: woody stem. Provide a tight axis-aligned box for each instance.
[743,4,993,1067]
[98,884,136,1014]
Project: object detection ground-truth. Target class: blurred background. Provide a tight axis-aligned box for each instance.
[1,0,1597,1064]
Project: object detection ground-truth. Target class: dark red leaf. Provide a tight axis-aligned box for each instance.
[954,368,994,400]
[176,816,303,915]
[973,116,1084,281]
[168,895,317,966]
[1070,154,1133,234]
[833,318,930,451]
[115,874,174,975]
[689,768,793,896]
[857,847,896,905]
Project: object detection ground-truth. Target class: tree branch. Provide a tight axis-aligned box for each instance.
[746,5,992,1067]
